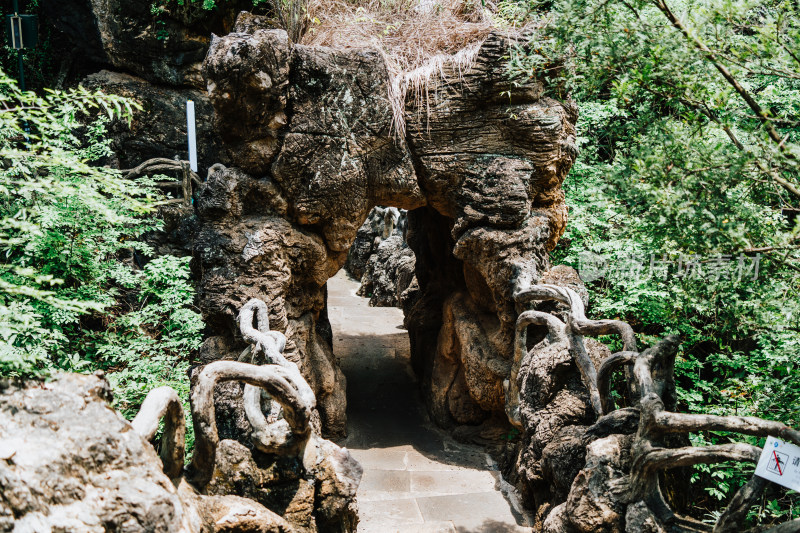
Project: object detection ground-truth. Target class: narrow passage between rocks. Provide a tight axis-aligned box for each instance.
[328,270,532,533]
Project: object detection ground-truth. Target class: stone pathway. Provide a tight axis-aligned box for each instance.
[328,270,532,533]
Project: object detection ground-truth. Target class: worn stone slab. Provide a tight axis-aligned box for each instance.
[410,470,498,495]
[357,490,417,502]
[357,498,425,531]
[336,343,397,360]
[406,449,489,472]
[416,492,527,529]
[359,469,412,493]
[350,448,408,471]
[328,271,531,532]
[408,522,457,533]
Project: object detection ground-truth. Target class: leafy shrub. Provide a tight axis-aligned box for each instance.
[0,69,202,451]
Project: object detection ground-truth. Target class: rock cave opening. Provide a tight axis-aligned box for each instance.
[324,204,533,531]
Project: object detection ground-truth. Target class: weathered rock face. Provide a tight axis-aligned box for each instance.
[0,373,190,531]
[270,44,425,251]
[202,27,291,176]
[206,439,360,533]
[43,0,578,445]
[357,235,416,308]
[192,171,347,438]
[83,70,228,178]
[344,206,406,281]
[539,431,633,533]
[400,40,577,429]
[346,206,415,309]
[404,35,577,367]
[194,18,578,442]
[0,373,292,533]
[42,0,256,87]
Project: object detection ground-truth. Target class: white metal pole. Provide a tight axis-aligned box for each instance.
[186,100,198,173]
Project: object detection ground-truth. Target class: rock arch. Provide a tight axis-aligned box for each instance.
[192,14,577,441]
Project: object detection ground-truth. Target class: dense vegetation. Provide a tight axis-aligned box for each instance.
[0,70,202,449]
[501,0,800,523]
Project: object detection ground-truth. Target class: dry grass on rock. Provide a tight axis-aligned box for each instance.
[303,0,493,74]
[301,0,506,135]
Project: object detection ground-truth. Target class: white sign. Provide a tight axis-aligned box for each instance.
[754,436,800,492]
[186,100,198,173]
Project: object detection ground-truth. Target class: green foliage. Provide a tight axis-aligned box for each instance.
[501,0,800,524]
[494,0,540,25]
[100,256,203,452]
[150,0,226,15]
[0,69,202,451]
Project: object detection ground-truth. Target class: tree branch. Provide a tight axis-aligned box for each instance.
[651,0,792,156]
[506,309,568,427]
[714,474,768,533]
[597,351,638,413]
[653,411,800,446]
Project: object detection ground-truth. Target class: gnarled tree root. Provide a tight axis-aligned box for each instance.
[512,280,800,532]
[187,360,313,489]
[131,386,186,480]
[512,282,636,417]
[613,336,799,532]
[237,298,317,452]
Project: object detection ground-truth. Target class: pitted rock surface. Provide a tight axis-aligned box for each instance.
[271,44,425,251]
[194,21,578,442]
[205,438,361,533]
[0,373,292,533]
[344,207,407,282]
[357,235,416,308]
[0,373,190,532]
[203,29,291,175]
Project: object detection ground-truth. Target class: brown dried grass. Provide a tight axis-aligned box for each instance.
[303,0,493,73]
[301,0,501,135]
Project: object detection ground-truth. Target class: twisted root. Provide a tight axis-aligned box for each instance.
[131,386,186,480]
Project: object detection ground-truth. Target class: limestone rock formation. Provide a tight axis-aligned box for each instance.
[0,304,362,533]
[0,373,189,531]
[206,439,360,533]
[188,297,362,532]
[344,206,406,281]
[192,167,348,438]
[83,70,228,178]
[0,372,291,533]
[357,235,416,308]
[505,284,800,533]
[400,36,578,428]
[269,43,425,251]
[202,27,291,176]
[195,18,578,441]
[563,434,630,533]
[42,0,256,87]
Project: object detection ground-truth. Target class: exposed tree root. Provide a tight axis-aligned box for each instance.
[511,281,800,532]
